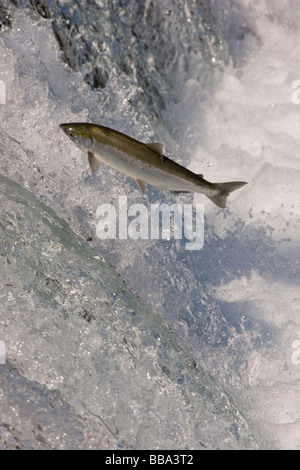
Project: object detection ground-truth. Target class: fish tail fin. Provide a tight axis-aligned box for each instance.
[208,181,247,208]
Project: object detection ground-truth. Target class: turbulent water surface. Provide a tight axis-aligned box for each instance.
[0,0,300,450]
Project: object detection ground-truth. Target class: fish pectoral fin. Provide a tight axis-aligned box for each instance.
[88,152,101,173]
[145,142,165,160]
[135,179,147,194]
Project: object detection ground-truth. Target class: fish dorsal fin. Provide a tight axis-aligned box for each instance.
[135,179,147,194]
[145,142,165,156]
[197,173,204,178]
[88,152,100,173]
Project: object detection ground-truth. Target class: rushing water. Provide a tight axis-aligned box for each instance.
[0,0,299,449]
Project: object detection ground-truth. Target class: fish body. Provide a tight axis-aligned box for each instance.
[59,122,247,208]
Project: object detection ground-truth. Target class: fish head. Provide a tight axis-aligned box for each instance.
[60,123,94,152]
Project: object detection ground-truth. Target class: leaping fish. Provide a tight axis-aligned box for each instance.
[59,122,247,208]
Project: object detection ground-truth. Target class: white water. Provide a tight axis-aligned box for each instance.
[0,0,300,449]
[191,0,300,448]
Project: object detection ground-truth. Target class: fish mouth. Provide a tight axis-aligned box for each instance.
[59,123,71,136]
[59,123,81,140]
[59,122,93,139]
[59,123,73,134]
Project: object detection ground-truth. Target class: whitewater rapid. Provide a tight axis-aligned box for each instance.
[0,0,299,449]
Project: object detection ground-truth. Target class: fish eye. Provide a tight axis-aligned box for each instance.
[69,130,75,137]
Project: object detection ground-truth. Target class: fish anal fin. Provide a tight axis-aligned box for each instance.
[145,142,165,157]
[136,179,147,194]
[88,152,101,173]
